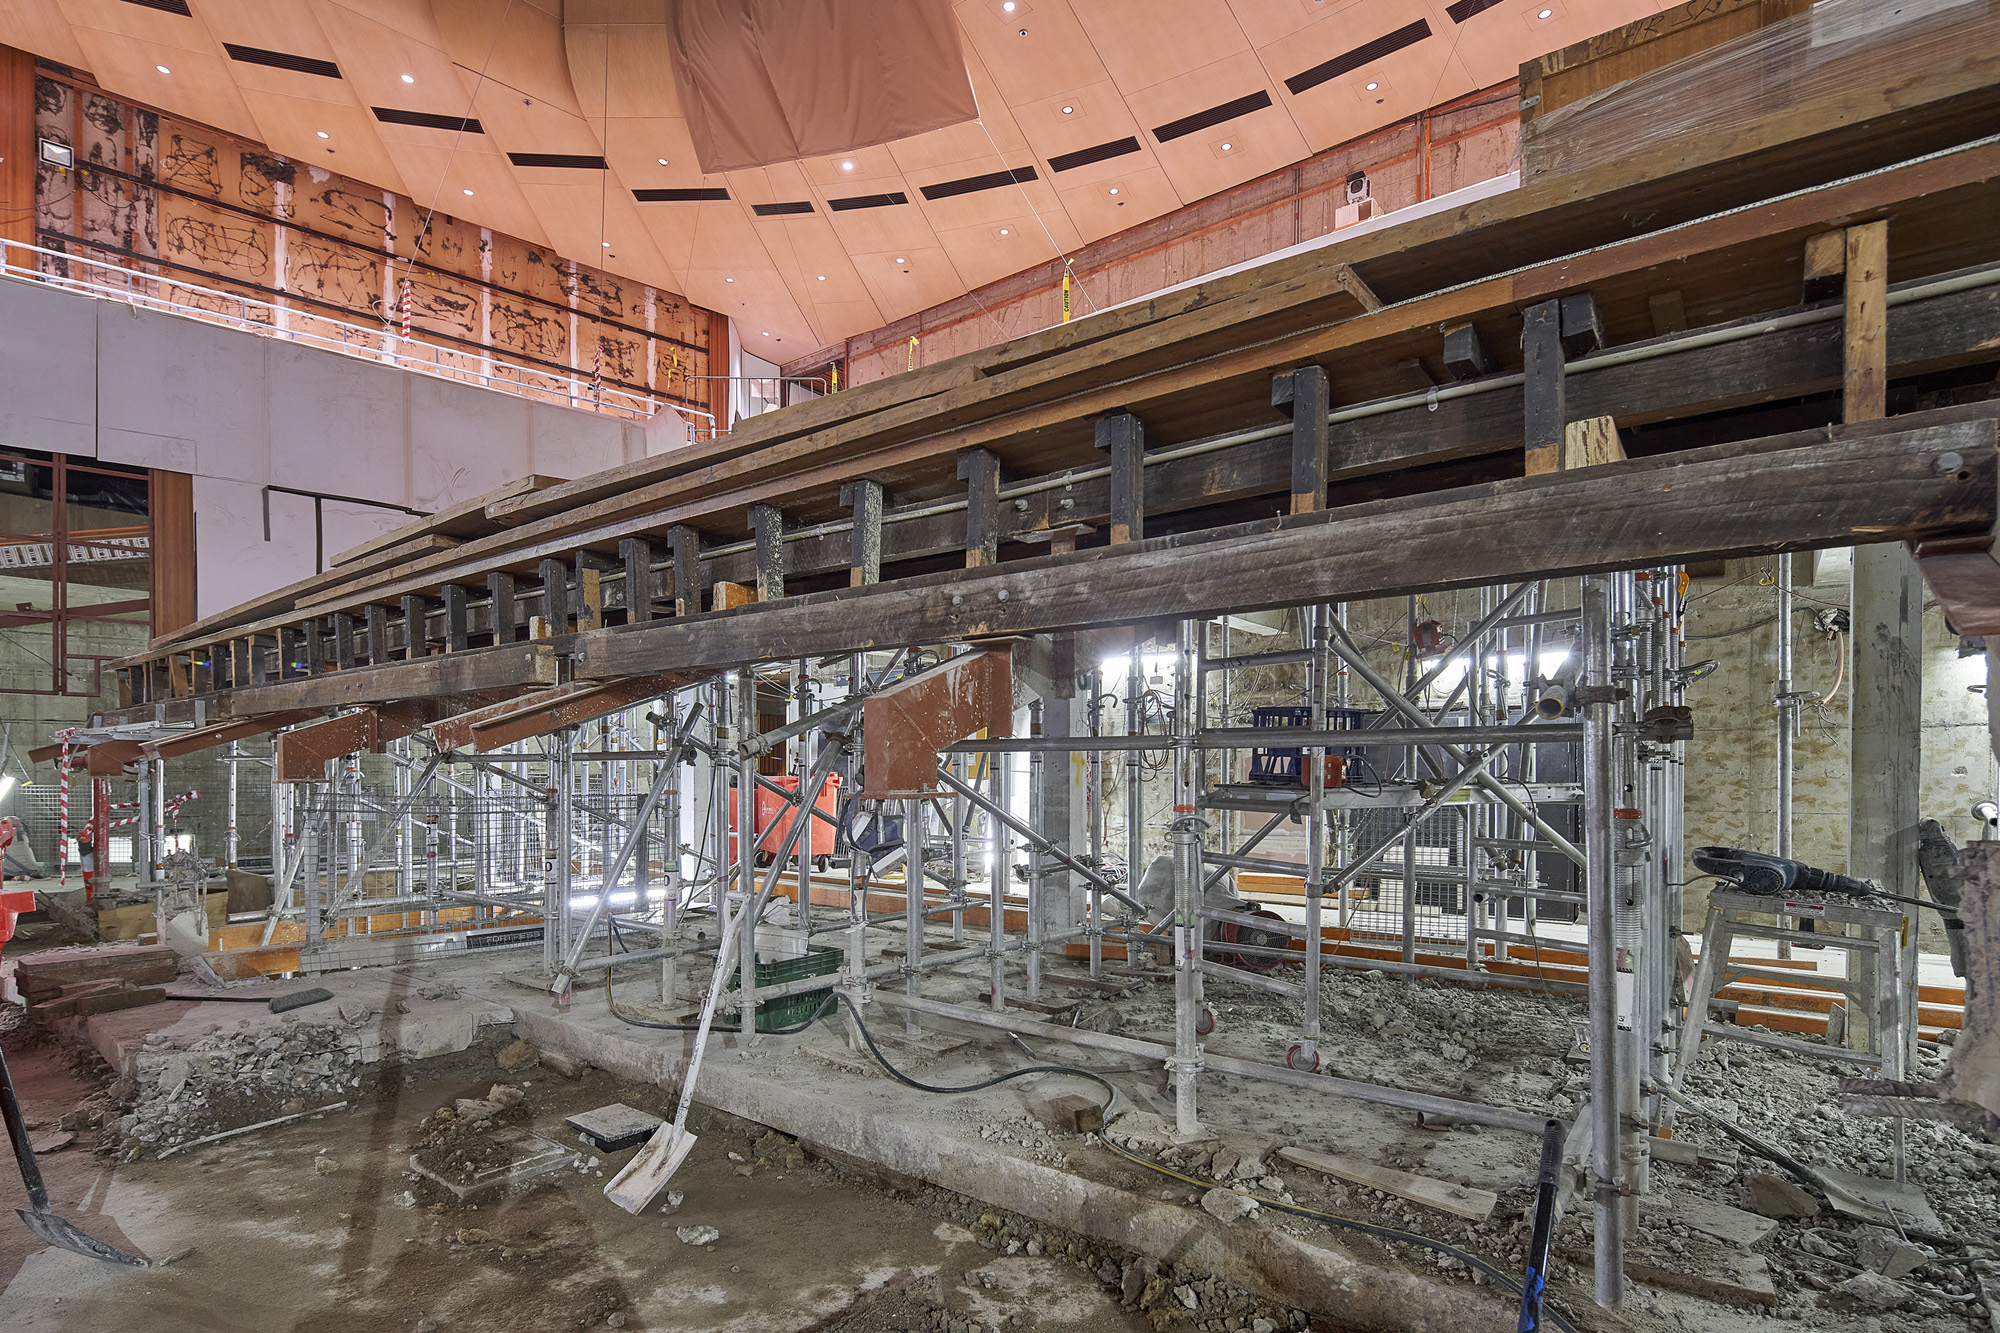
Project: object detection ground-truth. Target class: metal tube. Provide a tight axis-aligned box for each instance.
[1582,577,1624,1308]
[1171,619,1203,1135]
[905,796,925,1035]
[947,722,1585,751]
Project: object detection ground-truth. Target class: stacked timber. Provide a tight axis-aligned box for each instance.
[16,945,176,1022]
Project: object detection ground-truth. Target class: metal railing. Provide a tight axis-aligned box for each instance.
[1,238,719,435]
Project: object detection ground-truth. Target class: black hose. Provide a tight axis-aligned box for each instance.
[603,949,840,1036]
[603,963,1579,1333]
[1096,1139,1579,1333]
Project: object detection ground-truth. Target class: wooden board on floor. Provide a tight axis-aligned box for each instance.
[1277,1145,1498,1221]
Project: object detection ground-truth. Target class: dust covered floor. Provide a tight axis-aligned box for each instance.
[0,1031,1304,1333]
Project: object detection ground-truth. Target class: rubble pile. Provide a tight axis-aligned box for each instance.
[120,1016,365,1156]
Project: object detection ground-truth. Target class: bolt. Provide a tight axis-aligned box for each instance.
[997,590,1009,602]
[1936,451,1965,475]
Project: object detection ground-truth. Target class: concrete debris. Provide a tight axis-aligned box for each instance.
[152,1247,196,1268]
[1833,1271,1911,1310]
[1745,1171,1819,1219]
[122,1021,364,1155]
[313,1154,338,1175]
[539,1049,587,1079]
[1200,1187,1257,1224]
[414,1318,438,1333]
[494,1039,538,1072]
[28,1130,74,1153]
[393,1191,416,1209]
[1852,1229,1928,1280]
[658,1190,684,1214]
[675,1225,720,1247]
[336,1001,373,1026]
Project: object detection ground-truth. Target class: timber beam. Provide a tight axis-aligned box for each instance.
[576,413,1998,676]
[430,670,705,752]
[273,700,442,782]
[140,711,316,761]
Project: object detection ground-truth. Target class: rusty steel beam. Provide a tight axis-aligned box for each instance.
[464,671,702,751]
[863,650,1013,799]
[273,700,441,782]
[140,712,316,761]
[83,740,146,776]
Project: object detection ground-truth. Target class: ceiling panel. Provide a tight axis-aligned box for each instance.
[4,0,1686,361]
[1123,50,1308,203]
[1070,0,1256,94]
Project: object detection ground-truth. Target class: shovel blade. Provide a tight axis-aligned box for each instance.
[18,1209,147,1266]
[603,1123,697,1216]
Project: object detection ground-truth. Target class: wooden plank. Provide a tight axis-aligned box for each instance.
[15,946,178,994]
[1846,220,1890,422]
[224,643,558,713]
[149,470,196,638]
[1277,1146,1497,1221]
[578,417,1996,677]
[1522,299,1564,476]
[465,671,704,751]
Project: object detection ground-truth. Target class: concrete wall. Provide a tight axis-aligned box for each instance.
[0,274,692,619]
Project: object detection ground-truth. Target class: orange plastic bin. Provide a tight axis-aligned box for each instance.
[730,774,841,867]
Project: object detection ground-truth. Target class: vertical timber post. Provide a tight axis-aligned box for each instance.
[1273,366,1330,515]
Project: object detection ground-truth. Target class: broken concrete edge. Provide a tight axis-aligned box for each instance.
[507,1010,1525,1333]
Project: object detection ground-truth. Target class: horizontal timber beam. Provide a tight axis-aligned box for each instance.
[576,414,1997,676]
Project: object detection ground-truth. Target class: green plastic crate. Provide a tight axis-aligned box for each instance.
[726,943,841,1032]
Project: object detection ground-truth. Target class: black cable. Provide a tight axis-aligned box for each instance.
[1097,1139,1581,1333]
[830,991,1122,1103]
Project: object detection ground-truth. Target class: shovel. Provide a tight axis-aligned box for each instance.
[0,1043,146,1266]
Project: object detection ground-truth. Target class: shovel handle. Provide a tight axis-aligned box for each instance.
[0,1044,51,1213]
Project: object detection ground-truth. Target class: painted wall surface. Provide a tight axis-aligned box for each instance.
[0,274,690,619]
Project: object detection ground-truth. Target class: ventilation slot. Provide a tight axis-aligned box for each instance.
[1445,0,1506,21]
[1285,19,1431,95]
[372,107,484,134]
[635,188,729,202]
[828,192,910,211]
[751,200,815,216]
[121,0,191,15]
[1047,136,1142,174]
[508,153,609,170]
[919,165,1038,201]
[1152,90,1272,144]
[222,44,342,79]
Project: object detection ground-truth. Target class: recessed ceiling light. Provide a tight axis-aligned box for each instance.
[602,241,612,247]
[725,277,734,282]
[1061,106,1074,115]
[1365,81,1379,91]
[761,331,770,336]
[895,257,906,264]
[462,188,474,196]
[1220,142,1232,151]
[816,274,826,280]
[657,157,669,166]
[401,74,415,84]
[1003,0,1016,9]
[1018,28,1028,36]
[999,227,1010,235]
[1538,6,1553,15]
[1107,187,1119,195]
[841,160,855,171]
[156,65,171,74]
[317,131,331,140]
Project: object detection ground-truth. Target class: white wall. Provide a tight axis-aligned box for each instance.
[0,274,692,618]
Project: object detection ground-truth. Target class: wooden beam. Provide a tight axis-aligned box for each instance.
[668,525,705,617]
[273,700,440,781]
[1442,324,1492,381]
[1522,299,1565,476]
[621,537,655,623]
[1803,230,1847,302]
[224,643,559,713]
[539,559,570,632]
[1095,413,1145,544]
[1273,367,1331,515]
[487,573,517,644]
[1845,220,1890,422]
[577,416,1996,677]
[749,504,787,601]
[841,479,884,587]
[958,448,1002,568]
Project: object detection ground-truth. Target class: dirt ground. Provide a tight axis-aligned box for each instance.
[0,1030,1301,1333]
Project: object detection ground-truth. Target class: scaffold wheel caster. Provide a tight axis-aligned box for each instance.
[1195,1007,1216,1037]
[1286,1043,1320,1073]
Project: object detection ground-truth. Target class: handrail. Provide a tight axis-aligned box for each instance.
[0,238,721,436]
